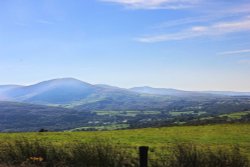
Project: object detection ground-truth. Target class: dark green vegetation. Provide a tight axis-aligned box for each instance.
[0,99,250,132]
[0,124,249,167]
[0,101,91,132]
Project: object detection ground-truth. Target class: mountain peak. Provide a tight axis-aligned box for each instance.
[40,77,88,83]
[32,78,93,88]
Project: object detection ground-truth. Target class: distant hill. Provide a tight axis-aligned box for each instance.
[0,78,171,110]
[130,86,212,97]
[0,78,101,105]
[0,78,250,111]
[0,101,91,132]
[0,85,22,93]
[201,91,250,96]
[130,86,250,96]
[1,78,250,132]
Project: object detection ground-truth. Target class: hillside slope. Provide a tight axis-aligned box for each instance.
[0,101,92,132]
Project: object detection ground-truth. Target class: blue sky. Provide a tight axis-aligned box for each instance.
[0,0,250,91]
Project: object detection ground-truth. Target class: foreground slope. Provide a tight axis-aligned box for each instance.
[0,123,249,167]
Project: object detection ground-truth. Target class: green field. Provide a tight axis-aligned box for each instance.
[219,111,250,119]
[0,123,249,166]
[200,111,250,121]
[0,123,249,156]
[169,111,206,116]
[94,110,161,117]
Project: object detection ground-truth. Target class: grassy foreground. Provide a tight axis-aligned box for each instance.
[1,123,249,147]
[0,123,249,166]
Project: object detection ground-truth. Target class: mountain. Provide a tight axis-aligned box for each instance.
[0,78,100,105]
[201,91,250,96]
[0,85,22,93]
[1,78,250,109]
[130,86,250,97]
[130,86,187,95]
[130,86,210,97]
[0,79,177,110]
[0,78,155,109]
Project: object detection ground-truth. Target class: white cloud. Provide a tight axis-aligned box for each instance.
[137,17,250,42]
[225,3,250,15]
[152,8,250,30]
[101,0,200,9]
[151,16,212,29]
[218,49,250,56]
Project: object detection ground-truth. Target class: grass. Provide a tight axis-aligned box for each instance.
[0,139,248,167]
[0,123,249,166]
[0,139,135,167]
[0,123,249,146]
[152,144,249,167]
[0,124,249,153]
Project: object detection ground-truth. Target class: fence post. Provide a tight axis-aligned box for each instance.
[139,146,149,167]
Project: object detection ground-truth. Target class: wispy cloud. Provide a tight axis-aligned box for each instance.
[152,5,250,29]
[151,15,212,29]
[238,59,250,65]
[225,3,250,15]
[218,49,250,56]
[101,0,200,10]
[137,17,250,42]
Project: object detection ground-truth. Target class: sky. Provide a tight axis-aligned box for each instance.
[0,0,250,91]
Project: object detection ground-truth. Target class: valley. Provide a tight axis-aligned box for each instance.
[0,78,250,132]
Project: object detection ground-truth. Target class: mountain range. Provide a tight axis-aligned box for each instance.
[1,78,250,132]
[1,78,250,106]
